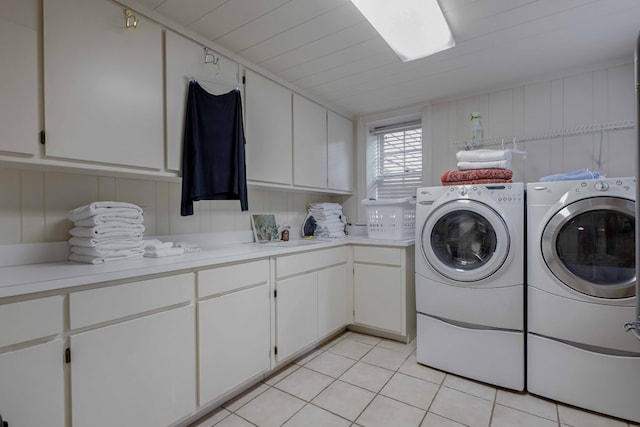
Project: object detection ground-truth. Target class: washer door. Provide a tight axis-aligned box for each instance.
[542,197,635,298]
[421,199,510,282]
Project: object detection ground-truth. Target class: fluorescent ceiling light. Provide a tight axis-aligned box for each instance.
[350,0,455,62]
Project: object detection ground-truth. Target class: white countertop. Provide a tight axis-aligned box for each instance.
[0,235,414,300]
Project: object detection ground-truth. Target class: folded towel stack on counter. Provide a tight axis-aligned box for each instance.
[307,202,347,238]
[142,239,185,258]
[441,149,513,186]
[67,202,145,264]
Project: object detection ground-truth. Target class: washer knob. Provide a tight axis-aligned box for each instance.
[594,181,609,191]
[459,187,467,196]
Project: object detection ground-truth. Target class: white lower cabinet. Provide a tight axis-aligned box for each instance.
[69,274,196,427]
[274,247,350,364]
[0,296,65,427]
[352,245,416,342]
[197,261,270,406]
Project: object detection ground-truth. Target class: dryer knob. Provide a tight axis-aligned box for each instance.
[459,187,467,196]
[594,181,609,191]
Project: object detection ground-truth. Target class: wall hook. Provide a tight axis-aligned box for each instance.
[124,8,138,28]
[204,48,221,76]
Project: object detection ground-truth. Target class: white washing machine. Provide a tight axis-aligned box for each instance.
[415,183,525,391]
[527,177,640,423]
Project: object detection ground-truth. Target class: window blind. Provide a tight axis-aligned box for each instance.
[372,122,422,199]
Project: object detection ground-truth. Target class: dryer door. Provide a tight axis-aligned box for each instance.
[421,199,510,282]
[542,197,635,298]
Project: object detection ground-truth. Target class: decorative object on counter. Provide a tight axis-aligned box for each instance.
[361,197,416,240]
[181,81,248,216]
[302,213,317,237]
[251,214,279,242]
[280,226,290,241]
[440,168,513,186]
[307,202,347,238]
[174,242,202,253]
[539,168,601,182]
[142,239,185,258]
[470,112,483,142]
[67,202,145,264]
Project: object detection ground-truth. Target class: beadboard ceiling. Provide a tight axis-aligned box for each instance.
[136,0,640,117]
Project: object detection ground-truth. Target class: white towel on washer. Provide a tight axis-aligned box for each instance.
[457,159,511,170]
[68,201,143,222]
[456,149,512,162]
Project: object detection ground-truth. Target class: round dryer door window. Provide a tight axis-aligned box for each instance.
[542,197,635,298]
[421,199,510,282]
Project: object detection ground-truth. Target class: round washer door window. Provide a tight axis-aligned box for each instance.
[542,197,635,298]
[421,199,510,282]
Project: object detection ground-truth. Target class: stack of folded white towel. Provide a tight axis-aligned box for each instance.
[456,149,512,170]
[308,202,347,238]
[142,239,185,258]
[67,201,145,264]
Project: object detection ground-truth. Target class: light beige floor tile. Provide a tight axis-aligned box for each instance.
[274,367,334,401]
[399,353,446,384]
[356,395,426,427]
[496,390,557,421]
[190,408,231,427]
[347,332,384,346]
[380,373,439,410]
[377,338,416,355]
[311,380,375,421]
[236,387,305,427]
[430,387,493,427]
[558,404,629,427]
[264,363,300,386]
[420,412,466,427]
[213,414,254,427]
[223,382,270,412]
[305,351,357,378]
[296,349,324,366]
[442,374,496,402]
[282,404,351,427]
[320,336,344,350]
[339,361,395,393]
[361,346,409,371]
[491,404,558,427]
[328,339,374,360]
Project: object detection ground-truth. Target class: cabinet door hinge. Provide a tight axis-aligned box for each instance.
[40,131,46,145]
[274,289,277,298]
[64,347,71,364]
[242,75,246,85]
[274,346,278,356]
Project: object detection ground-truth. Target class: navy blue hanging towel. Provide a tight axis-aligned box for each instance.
[181,81,248,215]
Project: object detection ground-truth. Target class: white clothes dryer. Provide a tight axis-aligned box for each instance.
[415,183,525,391]
[527,177,640,423]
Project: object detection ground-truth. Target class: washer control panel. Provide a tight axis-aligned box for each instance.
[487,185,523,205]
[574,178,634,195]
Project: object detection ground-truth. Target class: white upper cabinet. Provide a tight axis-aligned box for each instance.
[293,94,327,189]
[327,111,354,192]
[0,0,38,155]
[244,70,292,185]
[165,31,240,172]
[43,0,164,169]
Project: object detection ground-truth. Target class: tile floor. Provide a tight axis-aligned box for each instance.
[190,331,640,427]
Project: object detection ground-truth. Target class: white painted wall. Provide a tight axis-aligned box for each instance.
[425,62,635,185]
[0,168,328,245]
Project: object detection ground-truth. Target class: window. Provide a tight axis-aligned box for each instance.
[369,121,422,199]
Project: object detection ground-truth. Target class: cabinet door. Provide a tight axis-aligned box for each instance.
[318,263,351,337]
[0,340,65,427]
[70,305,196,427]
[165,31,240,172]
[199,284,270,405]
[244,70,292,185]
[276,272,318,361]
[43,0,163,169]
[354,264,403,333]
[327,111,354,192]
[0,0,38,156]
[293,94,327,189]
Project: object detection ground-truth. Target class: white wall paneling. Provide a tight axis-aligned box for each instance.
[425,62,636,185]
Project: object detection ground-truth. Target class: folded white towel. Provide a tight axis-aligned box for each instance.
[144,247,184,258]
[456,149,512,162]
[457,160,512,170]
[69,225,145,238]
[143,239,174,250]
[174,242,201,253]
[308,202,343,210]
[73,213,143,227]
[68,250,144,264]
[68,201,143,222]
[70,245,145,257]
[69,236,144,248]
